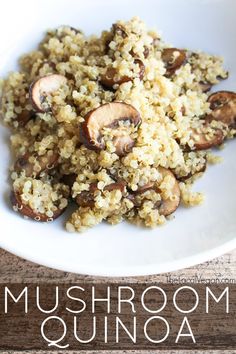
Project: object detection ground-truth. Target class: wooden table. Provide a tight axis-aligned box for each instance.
[0,247,235,353]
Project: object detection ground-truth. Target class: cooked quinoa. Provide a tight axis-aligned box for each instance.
[1,17,236,232]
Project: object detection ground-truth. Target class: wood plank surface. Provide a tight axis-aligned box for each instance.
[0,248,235,353]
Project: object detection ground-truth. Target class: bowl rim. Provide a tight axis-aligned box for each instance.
[1,238,236,277]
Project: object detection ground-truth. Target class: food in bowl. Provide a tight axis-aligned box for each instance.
[0,17,235,232]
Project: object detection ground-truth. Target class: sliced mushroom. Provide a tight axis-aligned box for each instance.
[158,168,180,216]
[104,24,128,54]
[190,126,224,151]
[131,168,180,216]
[29,74,67,112]
[60,173,77,189]
[16,109,35,127]
[76,181,126,207]
[10,188,68,222]
[100,59,145,88]
[162,48,186,77]
[130,46,150,59]
[103,181,126,193]
[75,190,96,208]
[199,81,212,93]
[206,91,236,129]
[134,182,156,194]
[14,151,59,177]
[100,67,130,88]
[81,102,141,156]
[13,96,35,127]
[135,59,145,80]
[112,23,128,38]
[217,72,229,80]
[143,46,150,59]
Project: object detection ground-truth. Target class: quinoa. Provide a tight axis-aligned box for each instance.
[1,17,235,232]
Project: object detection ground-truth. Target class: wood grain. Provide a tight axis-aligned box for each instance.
[0,248,236,354]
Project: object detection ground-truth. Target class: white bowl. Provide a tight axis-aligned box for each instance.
[0,0,236,276]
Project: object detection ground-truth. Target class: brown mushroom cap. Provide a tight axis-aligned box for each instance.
[206,91,236,128]
[103,181,126,193]
[162,48,186,77]
[132,168,180,216]
[10,189,67,222]
[135,59,145,80]
[100,67,130,88]
[76,181,126,207]
[81,102,141,156]
[100,59,145,88]
[130,46,150,59]
[134,182,156,195]
[190,126,224,151]
[14,151,59,178]
[60,173,77,189]
[104,23,128,54]
[29,74,67,113]
[158,167,180,216]
[75,190,96,208]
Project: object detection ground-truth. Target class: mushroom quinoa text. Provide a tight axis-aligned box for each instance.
[1,17,235,232]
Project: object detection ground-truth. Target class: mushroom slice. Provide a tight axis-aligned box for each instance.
[158,167,180,216]
[189,126,224,151]
[206,91,236,129]
[14,151,59,177]
[16,109,35,127]
[143,46,150,59]
[10,183,69,222]
[130,46,150,59]
[10,191,64,221]
[162,48,186,77]
[29,74,67,112]
[104,23,128,54]
[13,96,35,127]
[100,67,131,88]
[60,173,77,189]
[76,181,126,207]
[199,81,212,93]
[75,190,96,208]
[103,181,126,193]
[132,168,180,216]
[112,23,128,38]
[135,59,145,80]
[81,102,141,155]
[135,182,156,194]
[100,59,145,88]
